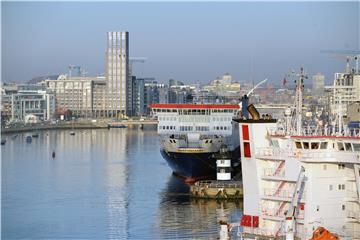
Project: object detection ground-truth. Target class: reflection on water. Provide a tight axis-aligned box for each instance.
[2,129,242,239]
[157,176,242,239]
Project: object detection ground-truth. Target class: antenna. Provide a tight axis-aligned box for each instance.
[289,67,307,136]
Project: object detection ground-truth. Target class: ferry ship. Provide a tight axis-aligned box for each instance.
[150,103,240,180]
[231,68,360,239]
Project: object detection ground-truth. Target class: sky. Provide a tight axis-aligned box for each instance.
[1,1,359,85]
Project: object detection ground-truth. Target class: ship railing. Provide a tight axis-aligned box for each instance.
[346,210,360,220]
[263,188,293,199]
[256,147,359,162]
[242,226,281,237]
[269,126,360,137]
[262,168,285,178]
[346,190,359,199]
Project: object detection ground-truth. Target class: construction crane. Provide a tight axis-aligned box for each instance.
[68,65,82,79]
[320,49,360,73]
[129,57,147,77]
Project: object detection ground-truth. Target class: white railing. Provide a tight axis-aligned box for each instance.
[347,210,360,220]
[269,126,360,138]
[242,226,281,237]
[256,147,360,163]
[346,190,359,199]
[263,168,285,178]
[263,188,293,199]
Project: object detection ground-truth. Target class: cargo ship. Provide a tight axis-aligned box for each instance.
[220,67,360,240]
[150,103,241,181]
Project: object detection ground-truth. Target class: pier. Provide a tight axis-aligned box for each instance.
[190,180,243,199]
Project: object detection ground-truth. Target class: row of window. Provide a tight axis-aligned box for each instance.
[214,126,231,131]
[159,126,176,130]
[316,204,346,211]
[152,109,238,114]
[323,164,346,170]
[158,126,229,131]
[328,184,346,190]
[159,116,177,121]
[295,141,360,152]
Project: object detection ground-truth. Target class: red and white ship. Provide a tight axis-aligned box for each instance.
[232,68,360,239]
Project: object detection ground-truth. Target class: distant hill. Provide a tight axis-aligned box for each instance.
[28,74,60,84]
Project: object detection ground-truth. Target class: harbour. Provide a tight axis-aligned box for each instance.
[2,2,360,239]
[1,129,242,239]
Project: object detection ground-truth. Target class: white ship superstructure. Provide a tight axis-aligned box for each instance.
[151,104,240,179]
[235,68,360,239]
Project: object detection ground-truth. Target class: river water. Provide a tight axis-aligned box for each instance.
[2,128,242,239]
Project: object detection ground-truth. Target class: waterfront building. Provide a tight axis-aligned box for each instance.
[45,75,107,118]
[105,31,129,118]
[128,76,145,117]
[127,77,167,116]
[1,84,55,122]
[312,73,325,97]
[326,70,360,118]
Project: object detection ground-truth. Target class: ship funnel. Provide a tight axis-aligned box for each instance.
[247,104,260,120]
[241,95,249,119]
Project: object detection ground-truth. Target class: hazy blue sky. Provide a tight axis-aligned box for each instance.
[2,2,359,84]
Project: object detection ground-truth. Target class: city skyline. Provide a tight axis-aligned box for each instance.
[2,2,359,84]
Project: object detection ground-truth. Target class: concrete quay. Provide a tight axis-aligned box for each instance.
[1,120,158,134]
[190,180,243,199]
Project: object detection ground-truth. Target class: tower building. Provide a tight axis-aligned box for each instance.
[105,31,129,117]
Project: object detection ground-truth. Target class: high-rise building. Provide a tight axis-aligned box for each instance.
[105,31,129,118]
[312,73,325,97]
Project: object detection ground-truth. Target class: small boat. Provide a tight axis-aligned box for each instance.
[70,131,75,136]
[1,139,6,145]
[32,133,39,138]
[11,134,18,140]
[26,136,32,143]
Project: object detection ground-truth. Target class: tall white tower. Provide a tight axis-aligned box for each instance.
[105,31,129,118]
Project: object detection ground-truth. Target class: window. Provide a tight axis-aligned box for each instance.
[342,205,345,211]
[311,142,320,149]
[344,143,352,151]
[337,142,345,151]
[329,184,333,191]
[320,142,328,149]
[353,143,360,152]
[295,141,302,149]
[303,142,309,149]
[338,164,345,170]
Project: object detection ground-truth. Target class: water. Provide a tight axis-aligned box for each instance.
[2,129,242,239]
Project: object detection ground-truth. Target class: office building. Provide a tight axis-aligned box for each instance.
[45,75,107,118]
[1,84,55,122]
[105,31,129,118]
[312,73,325,97]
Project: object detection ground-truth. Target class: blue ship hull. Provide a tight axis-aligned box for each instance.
[160,146,240,179]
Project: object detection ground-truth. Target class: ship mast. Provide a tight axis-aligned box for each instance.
[294,67,307,136]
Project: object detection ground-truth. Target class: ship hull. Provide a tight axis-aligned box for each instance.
[160,146,240,179]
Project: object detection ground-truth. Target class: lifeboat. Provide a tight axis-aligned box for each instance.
[310,227,338,240]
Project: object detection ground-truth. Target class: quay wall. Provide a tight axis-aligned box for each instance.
[1,120,158,134]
